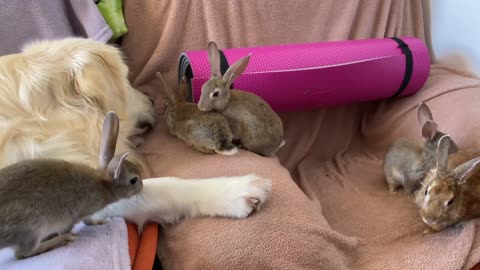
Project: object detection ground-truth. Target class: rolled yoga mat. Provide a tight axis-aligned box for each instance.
[178,37,431,112]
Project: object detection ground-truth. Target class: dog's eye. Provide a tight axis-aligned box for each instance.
[446,198,454,207]
[130,177,139,185]
[211,91,219,98]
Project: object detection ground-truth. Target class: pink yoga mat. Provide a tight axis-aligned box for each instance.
[178,37,430,112]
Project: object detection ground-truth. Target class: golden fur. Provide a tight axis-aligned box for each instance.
[0,38,155,172]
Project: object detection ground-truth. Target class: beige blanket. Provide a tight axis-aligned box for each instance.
[121,0,480,269]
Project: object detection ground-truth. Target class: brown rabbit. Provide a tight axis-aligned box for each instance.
[197,41,284,156]
[0,111,143,259]
[415,135,480,234]
[383,102,458,194]
[156,72,237,155]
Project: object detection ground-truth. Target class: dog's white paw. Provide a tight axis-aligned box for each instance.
[218,174,272,219]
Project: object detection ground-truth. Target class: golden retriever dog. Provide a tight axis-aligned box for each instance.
[0,38,155,171]
[0,38,272,232]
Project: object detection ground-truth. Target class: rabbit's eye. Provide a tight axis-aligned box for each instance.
[424,188,429,196]
[211,91,219,98]
[130,177,139,185]
[446,198,454,207]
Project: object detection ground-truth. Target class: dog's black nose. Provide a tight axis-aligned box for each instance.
[149,97,155,105]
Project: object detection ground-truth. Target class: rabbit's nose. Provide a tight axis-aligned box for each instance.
[149,97,154,106]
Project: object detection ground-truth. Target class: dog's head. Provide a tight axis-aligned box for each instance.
[0,38,154,173]
[19,38,156,134]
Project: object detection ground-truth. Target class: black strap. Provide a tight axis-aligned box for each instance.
[389,37,413,98]
[218,49,234,88]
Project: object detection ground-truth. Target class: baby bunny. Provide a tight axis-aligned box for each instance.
[383,102,458,194]
[416,135,480,234]
[197,41,284,156]
[156,72,237,155]
[0,111,143,259]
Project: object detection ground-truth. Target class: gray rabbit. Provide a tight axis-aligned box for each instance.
[0,111,143,259]
[197,41,285,156]
[383,102,458,194]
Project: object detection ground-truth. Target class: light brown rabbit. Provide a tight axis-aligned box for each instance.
[383,102,458,194]
[415,135,480,234]
[197,41,284,156]
[156,72,237,155]
[0,111,143,259]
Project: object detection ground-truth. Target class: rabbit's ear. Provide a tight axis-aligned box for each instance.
[451,157,480,184]
[178,76,188,101]
[417,102,434,126]
[422,120,438,140]
[208,41,222,78]
[99,111,119,170]
[107,152,129,180]
[156,72,177,102]
[222,54,251,88]
[436,135,451,177]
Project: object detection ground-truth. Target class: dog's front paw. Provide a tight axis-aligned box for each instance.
[220,174,272,219]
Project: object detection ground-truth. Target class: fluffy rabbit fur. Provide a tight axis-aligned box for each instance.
[0,38,273,240]
[197,41,284,156]
[383,102,458,194]
[156,72,237,155]
[0,112,143,259]
[415,135,480,234]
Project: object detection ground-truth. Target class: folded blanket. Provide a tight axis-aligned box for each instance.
[0,0,112,55]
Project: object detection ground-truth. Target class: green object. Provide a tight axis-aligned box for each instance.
[96,0,128,42]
